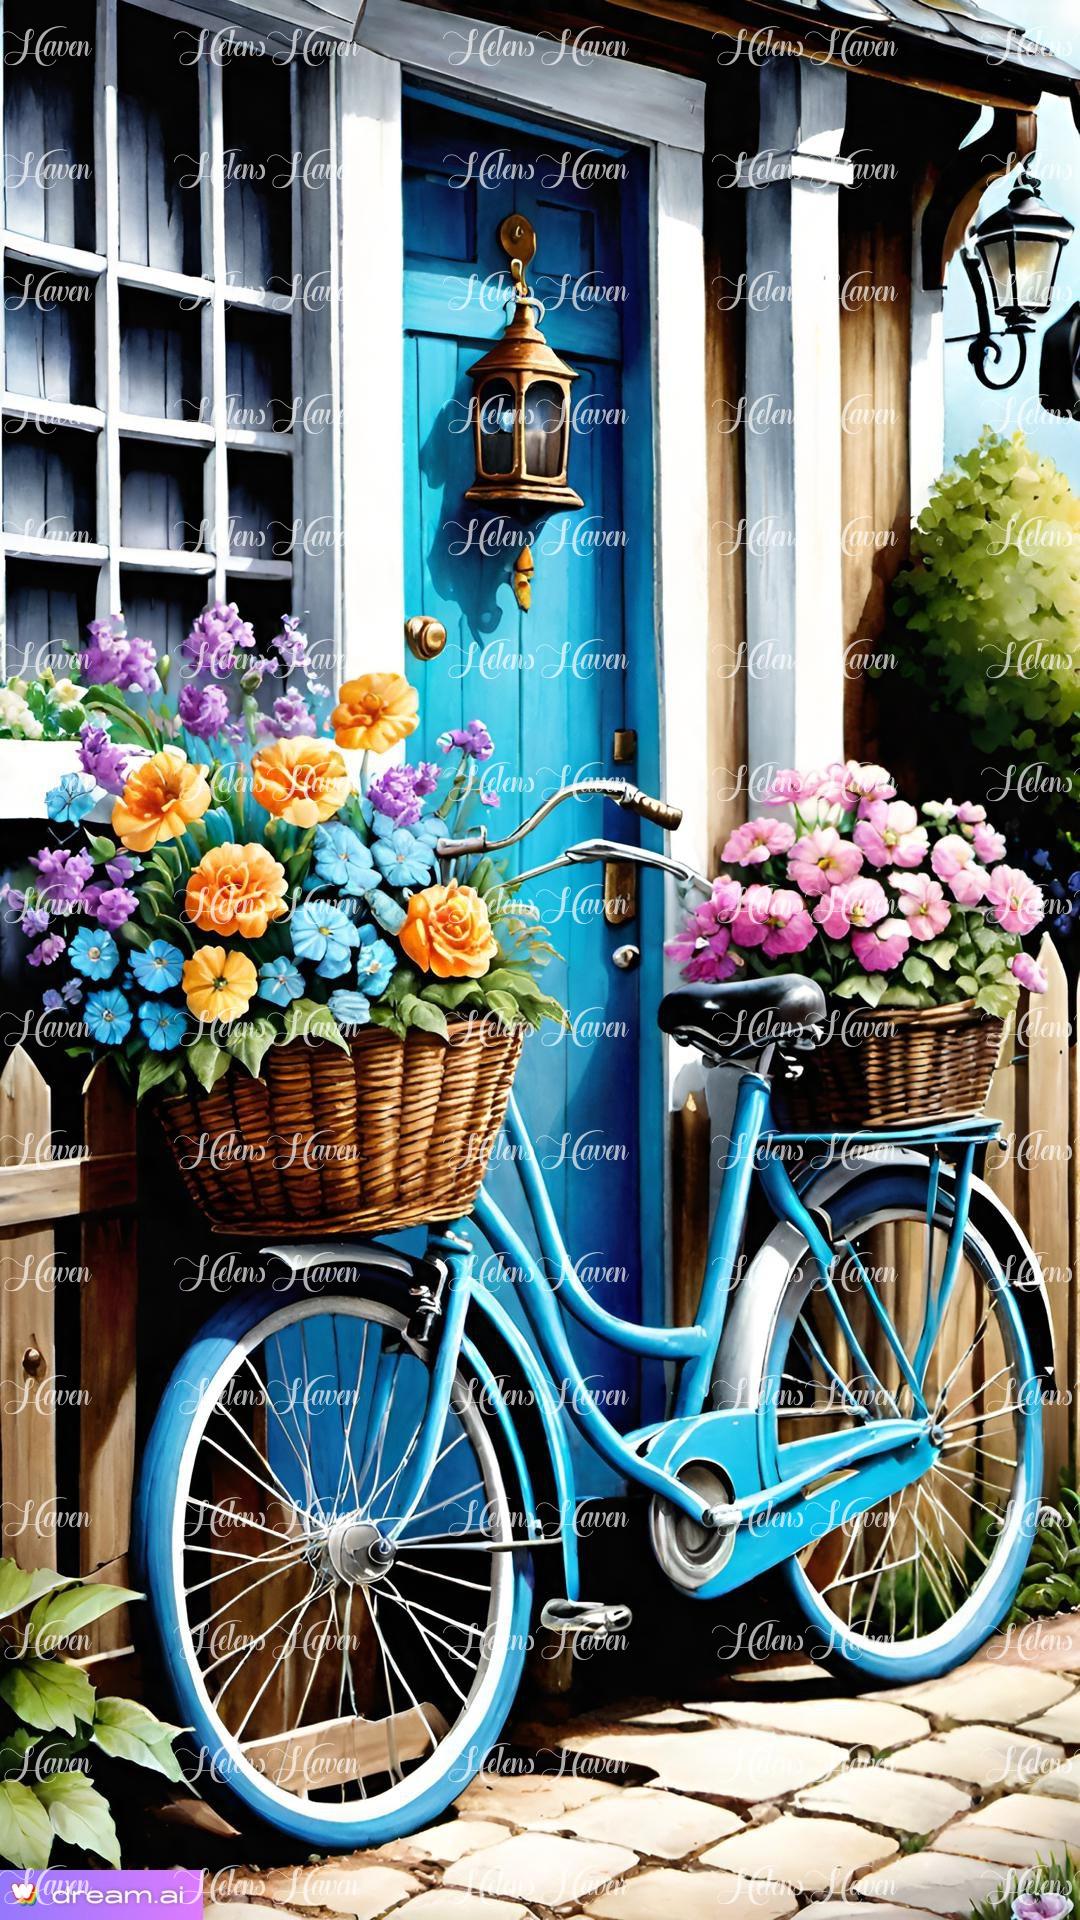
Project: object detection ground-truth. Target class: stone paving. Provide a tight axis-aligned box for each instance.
[205,1615,1080,1920]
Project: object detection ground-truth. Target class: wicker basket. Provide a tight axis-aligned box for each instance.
[157,1019,524,1236]
[774,998,1006,1133]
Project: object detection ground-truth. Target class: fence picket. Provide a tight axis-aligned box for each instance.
[1025,936,1071,1491]
[0,1047,57,1572]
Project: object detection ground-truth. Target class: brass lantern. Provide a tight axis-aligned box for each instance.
[465,216,583,515]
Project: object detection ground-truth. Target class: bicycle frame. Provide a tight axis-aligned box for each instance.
[387,1066,992,1546]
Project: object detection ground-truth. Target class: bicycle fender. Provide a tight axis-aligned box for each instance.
[800,1153,1056,1392]
[466,1287,581,1603]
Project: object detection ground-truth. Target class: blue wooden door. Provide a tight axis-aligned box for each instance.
[402,90,660,1481]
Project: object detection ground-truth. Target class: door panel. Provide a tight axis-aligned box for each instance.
[402,92,654,1479]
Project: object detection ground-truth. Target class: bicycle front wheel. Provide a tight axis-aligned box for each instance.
[761,1170,1042,1684]
[139,1279,533,1848]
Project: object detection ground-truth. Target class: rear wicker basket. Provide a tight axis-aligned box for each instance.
[157,1018,524,1236]
[774,998,1006,1133]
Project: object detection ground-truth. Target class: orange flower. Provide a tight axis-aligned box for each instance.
[332,672,419,753]
[250,737,350,827]
[399,879,498,981]
[185,843,288,940]
[112,747,211,853]
[182,946,258,1025]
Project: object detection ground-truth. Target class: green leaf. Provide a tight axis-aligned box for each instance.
[0,1561,67,1624]
[136,1055,185,1102]
[976,951,1006,979]
[0,1660,95,1736]
[399,995,449,1040]
[878,984,933,1009]
[970,920,1000,957]
[484,990,519,1027]
[975,981,1018,1019]
[419,980,480,1010]
[832,972,888,1008]
[956,974,980,996]
[0,1778,53,1868]
[28,1584,141,1656]
[0,1728,37,1778]
[34,1770,119,1867]
[86,836,116,864]
[482,966,546,1000]
[282,998,349,1053]
[902,957,935,990]
[187,1036,232,1093]
[91,1698,184,1783]
[225,1018,277,1080]
[919,939,957,971]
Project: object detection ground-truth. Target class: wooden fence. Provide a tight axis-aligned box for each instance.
[0,1046,137,1673]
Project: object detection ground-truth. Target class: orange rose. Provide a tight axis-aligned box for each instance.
[185,842,288,939]
[332,672,419,753]
[399,879,498,981]
[251,737,350,827]
[182,946,258,1025]
[112,747,211,853]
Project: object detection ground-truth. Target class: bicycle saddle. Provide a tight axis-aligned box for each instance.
[658,974,827,1058]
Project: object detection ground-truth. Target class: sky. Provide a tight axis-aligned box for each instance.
[943,0,1080,485]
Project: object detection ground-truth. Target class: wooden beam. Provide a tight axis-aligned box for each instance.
[242,1703,449,1792]
[0,1150,136,1232]
[0,1050,56,1572]
[920,107,1038,291]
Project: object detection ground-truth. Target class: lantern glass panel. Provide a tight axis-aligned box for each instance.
[1013,235,1062,314]
[477,379,518,477]
[522,379,566,479]
[980,236,1017,318]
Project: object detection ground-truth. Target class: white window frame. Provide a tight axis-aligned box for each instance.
[0,0,335,668]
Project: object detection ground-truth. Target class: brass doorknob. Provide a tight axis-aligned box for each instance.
[404,615,447,661]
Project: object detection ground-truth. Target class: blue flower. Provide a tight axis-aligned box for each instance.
[313,822,378,897]
[370,889,406,935]
[138,1000,187,1052]
[84,989,132,1045]
[258,956,306,1006]
[131,940,184,994]
[42,978,82,1013]
[291,902,360,980]
[46,773,97,824]
[69,927,119,981]
[412,813,444,848]
[328,989,371,1029]
[355,925,395,998]
[372,827,435,889]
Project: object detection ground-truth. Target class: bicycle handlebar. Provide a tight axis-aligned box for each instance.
[435,777,682,864]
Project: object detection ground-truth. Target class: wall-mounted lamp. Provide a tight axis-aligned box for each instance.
[465,215,582,609]
[956,162,1074,390]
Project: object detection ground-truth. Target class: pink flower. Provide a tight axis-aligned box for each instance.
[787,827,863,898]
[931,835,989,905]
[854,800,929,870]
[852,918,910,972]
[685,930,740,983]
[762,768,823,808]
[972,821,1007,865]
[986,865,1044,936]
[819,760,896,810]
[955,801,986,825]
[1011,951,1048,994]
[813,876,889,938]
[891,871,951,941]
[721,818,795,866]
[731,883,773,948]
[758,889,816,959]
[699,876,743,930]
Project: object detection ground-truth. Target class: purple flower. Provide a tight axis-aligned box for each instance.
[0,885,26,916]
[42,980,82,1012]
[80,884,103,917]
[105,853,141,886]
[95,886,138,931]
[441,720,494,761]
[479,788,501,808]
[178,681,231,739]
[81,617,159,694]
[78,721,131,797]
[20,906,50,937]
[31,848,94,909]
[182,601,257,678]
[367,764,425,827]
[1013,1897,1073,1920]
[272,614,309,674]
[413,761,441,796]
[259,688,317,739]
[28,933,65,967]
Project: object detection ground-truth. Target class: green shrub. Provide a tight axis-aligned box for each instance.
[0,1558,182,1868]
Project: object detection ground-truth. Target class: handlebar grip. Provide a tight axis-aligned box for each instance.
[619,786,683,832]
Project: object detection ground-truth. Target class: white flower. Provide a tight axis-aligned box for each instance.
[0,687,41,737]
[51,677,85,707]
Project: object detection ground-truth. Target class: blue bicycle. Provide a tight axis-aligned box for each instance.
[138,777,1051,1848]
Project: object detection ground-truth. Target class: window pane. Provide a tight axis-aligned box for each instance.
[120,444,207,553]
[120,289,203,423]
[228,450,293,567]
[477,379,517,476]
[119,570,204,658]
[4,267,97,406]
[3,0,95,249]
[225,577,290,654]
[225,310,293,435]
[223,56,292,292]
[5,559,97,676]
[4,426,96,543]
[118,5,202,275]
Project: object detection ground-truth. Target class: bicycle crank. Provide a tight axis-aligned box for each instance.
[649,1460,738,1592]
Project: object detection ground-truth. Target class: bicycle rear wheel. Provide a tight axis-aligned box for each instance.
[760,1170,1042,1683]
[138,1278,533,1848]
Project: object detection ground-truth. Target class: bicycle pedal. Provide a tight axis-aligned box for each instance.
[540,1598,632,1636]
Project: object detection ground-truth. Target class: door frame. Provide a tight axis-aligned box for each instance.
[341,0,709,1332]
